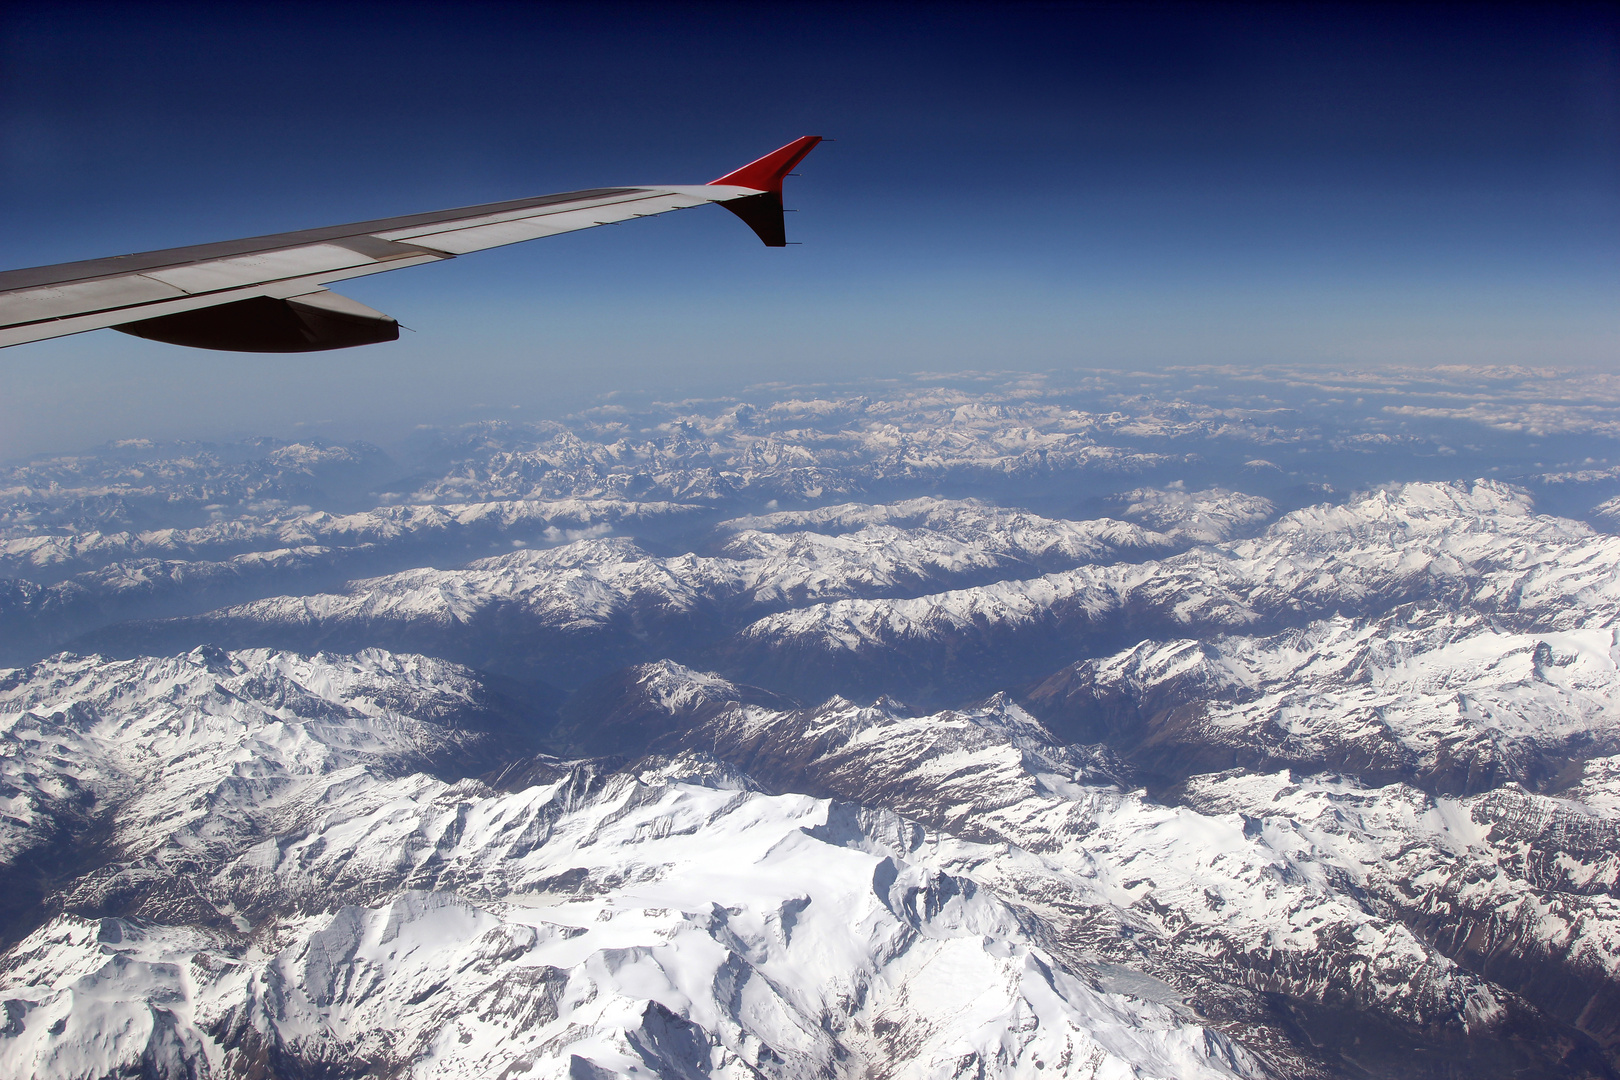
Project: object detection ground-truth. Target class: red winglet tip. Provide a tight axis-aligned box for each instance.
[708,136,823,193]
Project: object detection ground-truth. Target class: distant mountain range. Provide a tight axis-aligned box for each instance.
[3,368,1619,1078]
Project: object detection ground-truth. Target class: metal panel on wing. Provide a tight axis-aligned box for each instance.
[387,191,718,255]
[0,275,190,325]
[141,244,385,295]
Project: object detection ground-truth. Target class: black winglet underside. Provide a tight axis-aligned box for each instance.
[719,192,790,247]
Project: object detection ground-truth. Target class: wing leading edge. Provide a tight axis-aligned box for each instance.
[0,135,822,352]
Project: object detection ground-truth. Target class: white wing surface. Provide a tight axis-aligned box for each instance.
[0,137,821,352]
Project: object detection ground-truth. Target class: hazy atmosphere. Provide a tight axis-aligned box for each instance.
[2,1,1615,458]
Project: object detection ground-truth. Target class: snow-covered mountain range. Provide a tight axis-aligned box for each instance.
[3,369,1619,1078]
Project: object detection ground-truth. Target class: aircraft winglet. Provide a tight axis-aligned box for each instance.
[709,136,823,246]
[709,136,823,194]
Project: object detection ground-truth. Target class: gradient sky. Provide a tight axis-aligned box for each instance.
[1,1,1615,459]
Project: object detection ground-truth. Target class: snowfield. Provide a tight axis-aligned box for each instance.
[1,636,1616,1077]
[4,372,1620,1078]
[0,651,1265,1080]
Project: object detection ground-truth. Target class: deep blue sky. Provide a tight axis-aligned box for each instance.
[1,1,1615,458]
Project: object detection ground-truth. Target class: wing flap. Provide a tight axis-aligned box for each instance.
[5,275,191,324]
[140,243,384,295]
[1,285,302,348]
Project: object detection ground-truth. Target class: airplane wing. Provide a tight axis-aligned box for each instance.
[0,136,822,353]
